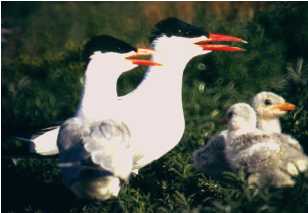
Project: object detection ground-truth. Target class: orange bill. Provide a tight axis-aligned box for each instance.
[273,102,296,111]
[126,48,155,60]
[136,48,155,55]
[126,48,161,66]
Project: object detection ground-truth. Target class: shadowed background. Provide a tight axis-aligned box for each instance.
[2,2,308,213]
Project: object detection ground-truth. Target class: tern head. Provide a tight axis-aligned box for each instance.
[252,91,296,119]
[150,17,246,60]
[226,103,257,132]
[83,35,161,74]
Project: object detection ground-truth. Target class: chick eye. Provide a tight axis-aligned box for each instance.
[264,99,272,106]
[227,111,234,120]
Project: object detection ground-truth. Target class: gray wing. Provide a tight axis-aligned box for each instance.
[82,120,133,180]
[226,133,282,172]
[193,131,231,178]
[57,117,97,188]
[57,118,133,198]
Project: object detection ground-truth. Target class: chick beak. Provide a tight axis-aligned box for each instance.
[126,48,162,66]
[273,102,296,112]
[195,33,247,52]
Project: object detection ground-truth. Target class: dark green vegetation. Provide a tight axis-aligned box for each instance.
[2,2,308,213]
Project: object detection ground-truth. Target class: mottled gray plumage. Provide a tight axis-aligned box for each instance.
[193,131,231,178]
[226,132,308,187]
[193,92,301,181]
[193,103,256,178]
[193,100,307,188]
[57,118,133,200]
[223,103,308,188]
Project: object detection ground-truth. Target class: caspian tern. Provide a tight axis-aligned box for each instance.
[56,35,160,200]
[14,36,158,156]
[116,17,246,172]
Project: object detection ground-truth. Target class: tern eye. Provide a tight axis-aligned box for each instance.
[264,99,272,106]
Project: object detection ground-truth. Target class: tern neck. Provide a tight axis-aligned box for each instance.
[77,59,119,120]
[257,117,281,133]
[135,51,191,110]
[142,43,192,94]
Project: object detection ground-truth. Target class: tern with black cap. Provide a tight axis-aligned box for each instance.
[116,17,247,173]
[16,35,159,157]
[14,35,159,200]
[58,35,160,200]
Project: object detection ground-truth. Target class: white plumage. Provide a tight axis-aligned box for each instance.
[18,18,247,187]
[57,48,140,200]
[20,18,246,178]
[27,52,134,156]
[26,35,212,172]
[118,35,209,171]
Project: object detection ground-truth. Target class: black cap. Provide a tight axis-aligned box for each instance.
[150,17,207,42]
[83,35,137,61]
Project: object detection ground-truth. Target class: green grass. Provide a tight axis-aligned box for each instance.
[2,2,308,213]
